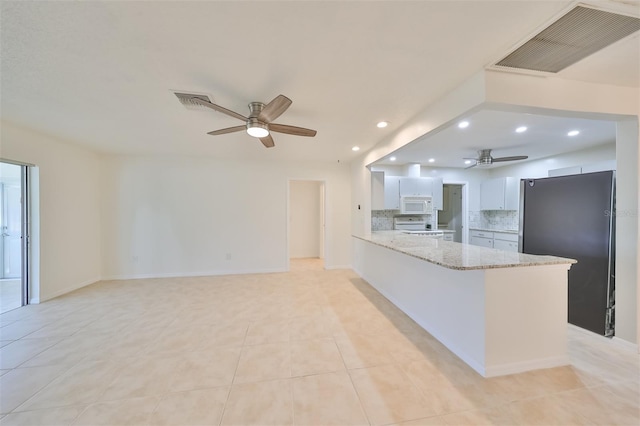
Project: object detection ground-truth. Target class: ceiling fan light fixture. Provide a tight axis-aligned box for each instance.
[246,119,269,138]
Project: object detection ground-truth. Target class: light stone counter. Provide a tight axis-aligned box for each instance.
[355,231,575,270]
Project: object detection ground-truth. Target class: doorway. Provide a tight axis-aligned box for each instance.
[440,184,465,243]
[288,180,325,269]
[0,162,28,314]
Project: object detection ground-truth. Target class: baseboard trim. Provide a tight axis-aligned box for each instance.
[101,267,287,281]
[39,276,101,302]
[567,323,639,352]
[483,355,570,378]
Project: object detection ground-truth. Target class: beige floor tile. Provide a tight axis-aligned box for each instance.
[508,394,593,425]
[0,365,68,414]
[350,363,438,425]
[71,396,159,425]
[234,342,291,384]
[198,322,249,350]
[221,379,293,426]
[291,338,345,377]
[289,314,333,341]
[440,405,515,425]
[392,416,448,425]
[0,405,85,426]
[15,359,120,411]
[0,321,45,340]
[148,387,229,426]
[334,333,396,369]
[99,355,181,401]
[292,371,368,426]
[0,337,61,369]
[245,319,290,346]
[20,333,109,368]
[169,346,241,392]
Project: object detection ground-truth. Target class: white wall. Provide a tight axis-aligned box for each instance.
[101,155,351,279]
[289,180,321,259]
[0,121,102,301]
[489,143,616,180]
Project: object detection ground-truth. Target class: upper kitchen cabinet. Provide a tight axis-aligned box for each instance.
[384,176,401,210]
[399,177,432,197]
[372,173,444,210]
[480,177,519,211]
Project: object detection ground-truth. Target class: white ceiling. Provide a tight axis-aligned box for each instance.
[1,1,638,164]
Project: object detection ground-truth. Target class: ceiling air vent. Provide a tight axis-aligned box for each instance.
[495,5,640,73]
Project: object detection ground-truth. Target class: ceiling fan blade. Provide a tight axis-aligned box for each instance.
[260,134,275,148]
[258,95,292,123]
[207,125,246,136]
[190,97,247,122]
[465,163,478,169]
[492,155,529,162]
[270,123,317,137]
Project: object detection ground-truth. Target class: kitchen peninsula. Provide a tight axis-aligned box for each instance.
[352,231,576,377]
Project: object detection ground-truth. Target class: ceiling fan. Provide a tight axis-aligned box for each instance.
[175,93,317,148]
[465,149,528,168]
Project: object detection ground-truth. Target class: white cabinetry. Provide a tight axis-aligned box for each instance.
[399,177,432,197]
[493,232,519,252]
[373,175,444,210]
[480,177,520,210]
[384,176,401,210]
[469,230,519,252]
[470,230,494,248]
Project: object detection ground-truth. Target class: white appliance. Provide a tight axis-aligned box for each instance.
[400,196,433,215]
[394,216,427,231]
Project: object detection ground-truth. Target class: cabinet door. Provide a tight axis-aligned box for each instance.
[431,178,443,210]
[493,239,519,252]
[384,176,401,209]
[504,177,520,211]
[371,171,385,210]
[470,236,494,248]
[480,178,506,210]
[399,177,432,197]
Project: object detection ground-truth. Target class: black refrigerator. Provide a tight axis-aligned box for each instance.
[519,171,615,336]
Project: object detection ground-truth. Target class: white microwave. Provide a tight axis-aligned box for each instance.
[400,196,433,214]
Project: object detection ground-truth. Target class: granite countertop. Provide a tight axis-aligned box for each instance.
[469,227,519,234]
[354,231,576,271]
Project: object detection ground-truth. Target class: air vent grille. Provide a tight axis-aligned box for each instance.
[174,92,212,110]
[495,6,640,73]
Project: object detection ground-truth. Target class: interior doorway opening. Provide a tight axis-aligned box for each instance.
[288,180,326,269]
[0,162,28,314]
[439,183,467,243]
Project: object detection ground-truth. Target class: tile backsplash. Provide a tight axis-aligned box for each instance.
[469,210,519,231]
[371,210,396,231]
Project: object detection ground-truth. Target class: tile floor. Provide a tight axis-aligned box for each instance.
[0,279,22,314]
[0,259,638,425]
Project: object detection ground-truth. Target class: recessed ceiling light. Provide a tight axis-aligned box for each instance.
[352,146,360,151]
[458,121,470,129]
[464,160,472,165]
[516,126,527,133]
[567,130,580,137]
[389,156,396,161]
[428,158,435,163]
[377,121,389,128]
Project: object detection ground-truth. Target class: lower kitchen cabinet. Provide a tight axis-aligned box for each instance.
[469,230,519,252]
[470,235,493,248]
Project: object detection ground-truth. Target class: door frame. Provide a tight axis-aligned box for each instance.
[0,158,35,307]
[442,181,469,244]
[286,178,327,270]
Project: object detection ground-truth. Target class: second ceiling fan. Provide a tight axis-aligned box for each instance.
[465,149,528,168]
[175,93,317,148]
